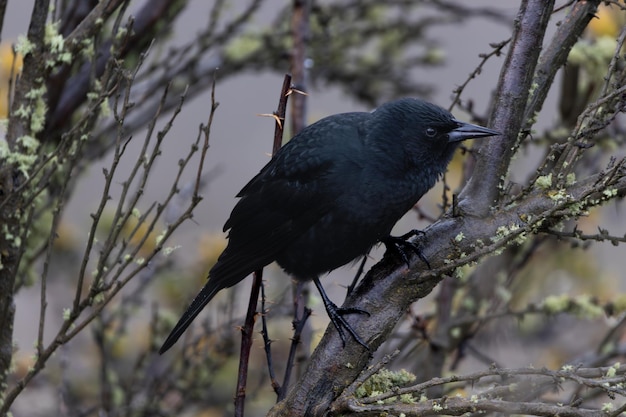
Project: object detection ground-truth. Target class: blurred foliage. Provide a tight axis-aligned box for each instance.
[222,1,454,106]
[561,2,626,127]
[0,43,22,118]
[587,3,626,39]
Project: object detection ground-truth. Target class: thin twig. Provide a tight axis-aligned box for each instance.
[196,73,219,197]
[279,294,311,401]
[234,270,263,417]
[346,254,369,297]
[260,282,281,396]
[448,39,510,113]
[273,74,292,154]
[234,73,294,415]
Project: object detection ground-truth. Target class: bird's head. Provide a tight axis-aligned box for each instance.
[370,98,500,170]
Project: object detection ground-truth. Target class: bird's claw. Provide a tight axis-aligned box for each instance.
[325,301,371,350]
[313,277,371,350]
[382,229,431,269]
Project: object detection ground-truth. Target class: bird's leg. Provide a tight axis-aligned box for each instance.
[382,229,431,269]
[313,277,370,350]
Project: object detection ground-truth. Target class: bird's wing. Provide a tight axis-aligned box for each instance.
[218,112,369,273]
[213,140,343,280]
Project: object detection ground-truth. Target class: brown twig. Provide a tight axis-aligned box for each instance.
[196,73,219,198]
[234,73,294,416]
[279,293,311,401]
[448,39,510,113]
[273,74,293,154]
[279,2,313,399]
[346,254,369,297]
[261,281,281,396]
[234,270,263,417]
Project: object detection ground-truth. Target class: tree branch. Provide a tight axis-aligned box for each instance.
[458,0,555,214]
[523,0,601,128]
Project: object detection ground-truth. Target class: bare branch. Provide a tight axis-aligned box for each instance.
[458,0,555,214]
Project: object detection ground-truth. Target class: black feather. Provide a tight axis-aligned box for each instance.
[159,98,499,353]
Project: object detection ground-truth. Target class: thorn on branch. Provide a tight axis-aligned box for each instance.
[257,113,284,130]
[286,87,308,97]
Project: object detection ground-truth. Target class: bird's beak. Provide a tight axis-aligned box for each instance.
[448,120,500,143]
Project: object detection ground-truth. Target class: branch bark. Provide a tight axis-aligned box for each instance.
[458,0,555,214]
[411,0,602,390]
[0,0,50,401]
[523,0,601,127]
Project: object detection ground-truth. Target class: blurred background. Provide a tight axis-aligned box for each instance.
[3,1,626,416]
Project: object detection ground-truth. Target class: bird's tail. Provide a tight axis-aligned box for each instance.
[159,283,220,354]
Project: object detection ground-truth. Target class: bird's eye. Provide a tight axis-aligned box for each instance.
[425,127,437,137]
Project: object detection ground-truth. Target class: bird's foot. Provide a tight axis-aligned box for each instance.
[325,300,371,350]
[382,229,431,269]
[314,277,370,350]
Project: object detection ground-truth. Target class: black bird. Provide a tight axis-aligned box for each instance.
[159,98,499,353]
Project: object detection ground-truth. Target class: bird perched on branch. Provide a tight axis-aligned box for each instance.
[160,97,499,353]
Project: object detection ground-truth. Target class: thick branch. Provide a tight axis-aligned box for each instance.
[523,0,601,127]
[0,0,50,403]
[458,0,554,214]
